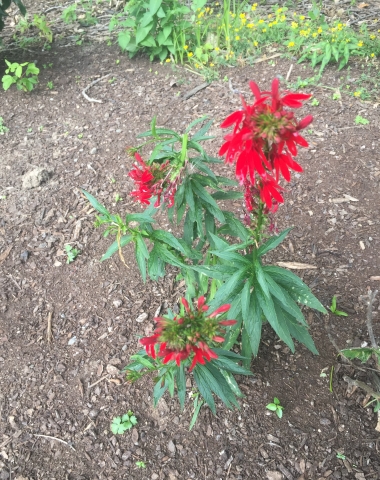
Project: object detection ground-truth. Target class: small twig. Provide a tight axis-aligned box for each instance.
[366,289,379,348]
[46,311,53,344]
[34,434,76,451]
[88,374,110,389]
[82,73,113,103]
[285,63,293,82]
[343,375,380,401]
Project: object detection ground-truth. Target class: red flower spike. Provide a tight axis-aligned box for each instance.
[219,79,312,211]
[139,297,234,371]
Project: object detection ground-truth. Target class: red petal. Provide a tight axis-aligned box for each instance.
[297,114,313,130]
[181,297,190,312]
[219,319,237,326]
[209,304,230,318]
[249,81,262,99]
[220,110,243,128]
[293,134,309,147]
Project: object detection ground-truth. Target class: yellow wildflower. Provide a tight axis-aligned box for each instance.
[299,15,305,20]
[253,40,258,47]
[291,22,298,28]
[262,28,267,32]
[353,91,361,97]
[370,34,376,39]
[251,3,257,11]
[258,19,264,24]
[235,35,240,40]
[247,23,254,28]
[318,27,323,34]
[183,45,188,50]
[358,41,363,47]
[239,13,246,19]
[188,52,193,57]
[280,15,286,22]
[165,58,171,63]
[215,47,220,51]
[288,41,295,47]
[210,63,214,67]
[312,32,317,38]
[371,53,375,57]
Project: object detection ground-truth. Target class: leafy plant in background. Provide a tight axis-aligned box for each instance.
[84,79,326,424]
[109,0,193,62]
[355,115,369,125]
[266,397,284,418]
[110,410,137,434]
[2,60,40,92]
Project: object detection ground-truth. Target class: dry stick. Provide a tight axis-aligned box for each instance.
[46,311,53,344]
[82,73,113,104]
[88,374,110,389]
[366,289,379,349]
[285,64,293,82]
[34,434,76,451]
[343,376,380,401]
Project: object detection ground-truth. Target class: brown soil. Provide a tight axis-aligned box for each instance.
[1,11,380,480]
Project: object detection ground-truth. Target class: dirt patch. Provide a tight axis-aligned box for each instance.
[1,32,380,480]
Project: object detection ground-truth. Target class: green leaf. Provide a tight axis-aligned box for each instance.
[192,180,225,223]
[254,285,295,352]
[254,259,270,298]
[2,75,15,90]
[189,396,204,430]
[209,267,247,310]
[202,362,239,408]
[263,265,327,313]
[148,244,165,279]
[149,0,162,15]
[242,290,262,356]
[82,190,110,216]
[13,0,26,16]
[136,24,153,45]
[101,234,133,261]
[153,378,168,407]
[257,228,292,257]
[25,63,39,75]
[118,31,131,50]
[340,347,378,363]
[185,179,195,213]
[212,356,252,376]
[193,366,216,414]
[212,191,243,201]
[241,326,253,369]
[152,229,185,254]
[135,235,148,282]
[218,212,250,241]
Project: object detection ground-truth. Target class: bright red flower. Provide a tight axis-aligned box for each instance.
[139,297,236,371]
[128,152,179,207]
[220,79,312,211]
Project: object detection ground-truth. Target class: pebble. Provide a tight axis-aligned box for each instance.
[20,250,30,262]
[113,299,122,308]
[68,336,77,346]
[136,312,148,323]
[90,147,97,154]
[168,440,176,453]
[320,418,331,425]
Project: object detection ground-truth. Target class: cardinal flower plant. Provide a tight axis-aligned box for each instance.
[83,79,326,423]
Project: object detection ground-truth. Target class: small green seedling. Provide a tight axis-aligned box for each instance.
[310,98,319,106]
[332,91,341,100]
[111,410,137,434]
[65,244,80,264]
[78,133,83,139]
[115,59,120,64]
[266,397,284,418]
[336,452,346,460]
[330,296,348,316]
[0,117,9,134]
[27,127,32,133]
[2,60,40,92]
[355,115,369,125]
[135,461,146,468]
[108,77,117,84]
[47,81,54,89]
[114,193,122,202]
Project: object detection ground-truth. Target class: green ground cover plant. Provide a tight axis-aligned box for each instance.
[84,78,327,424]
[2,60,39,92]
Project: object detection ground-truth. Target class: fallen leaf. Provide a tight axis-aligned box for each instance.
[343,194,359,202]
[276,262,317,269]
[358,2,369,7]
[370,276,380,281]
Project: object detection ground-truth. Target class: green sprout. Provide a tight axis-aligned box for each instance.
[135,461,146,468]
[111,410,137,435]
[355,115,369,125]
[266,397,284,418]
[330,296,348,316]
[310,98,319,106]
[65,244,80,264]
